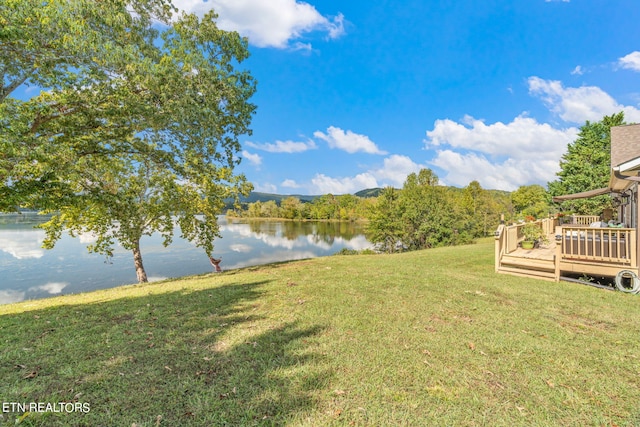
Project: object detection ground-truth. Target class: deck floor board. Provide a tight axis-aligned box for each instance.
[507,233,556,261]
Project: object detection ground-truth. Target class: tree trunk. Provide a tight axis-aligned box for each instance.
[132,242,148,283]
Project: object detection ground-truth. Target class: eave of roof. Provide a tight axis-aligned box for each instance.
[552,187,612,203]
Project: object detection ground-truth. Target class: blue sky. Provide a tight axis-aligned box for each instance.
[53,1,640,194]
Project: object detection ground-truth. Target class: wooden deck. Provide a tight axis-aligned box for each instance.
[497,233,557,280]
[508,238,556,261]
[495,219,639,281]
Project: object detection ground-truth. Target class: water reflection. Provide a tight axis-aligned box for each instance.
[29,282,68,294]
[0,230,46,259]
[0,216,372,304]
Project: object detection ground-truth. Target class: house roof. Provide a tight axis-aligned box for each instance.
[611,124,640,170]
[609,124,640,192]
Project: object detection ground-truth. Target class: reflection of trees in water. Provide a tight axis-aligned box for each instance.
[305,222,364,247]
[244,220,365,243]
[0,213,50,226]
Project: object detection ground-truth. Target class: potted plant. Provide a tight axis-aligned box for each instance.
[556,212,566,225]
[521,222,549,249]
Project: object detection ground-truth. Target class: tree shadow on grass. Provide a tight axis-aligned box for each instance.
[0,280,329,426]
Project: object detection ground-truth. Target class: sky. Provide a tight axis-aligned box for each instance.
[45,1,640,194]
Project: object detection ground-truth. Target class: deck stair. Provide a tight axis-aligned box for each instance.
[497,254,556,280]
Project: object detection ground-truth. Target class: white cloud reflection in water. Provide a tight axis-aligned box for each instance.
[0,230,46,259]
[1,217,373,304]
[29,282,68,294]
[0,289,26,305]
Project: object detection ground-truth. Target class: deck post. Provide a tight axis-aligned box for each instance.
[635,186,640,269]
[631,229,638,270]
[494,224,504,273]
[554,231,562,281]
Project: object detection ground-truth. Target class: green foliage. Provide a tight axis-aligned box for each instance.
[365,187,405,253]
[521,222,549,244]
[333,248,376,255]
[231,181,516,251]
[1,0,256,282]
[280,196,304,219]
[511,184,550,219]
[548,112,625,214]
[458,180,509,237]
[234,193,373,221]
[366,169,475,252]
[354,187,384,198]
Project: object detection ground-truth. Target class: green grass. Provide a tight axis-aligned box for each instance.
[2,239,640,426]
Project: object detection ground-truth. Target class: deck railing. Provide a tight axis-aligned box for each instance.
[568,215,600,225]
[494,218,556,272]
[558,226,637,267]
[495,218,639,279]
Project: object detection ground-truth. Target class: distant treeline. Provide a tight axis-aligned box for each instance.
[229,169,537,251]
[228,193,376,221]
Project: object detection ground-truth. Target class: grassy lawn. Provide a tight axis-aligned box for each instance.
[2,239,640,426]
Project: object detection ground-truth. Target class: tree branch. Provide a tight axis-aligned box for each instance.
[1,70,34,102]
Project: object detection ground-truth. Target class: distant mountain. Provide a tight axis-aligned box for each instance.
[239,188,385,204]
[355,188,384,198]
[228,186,508,207]
[239,192,320,204]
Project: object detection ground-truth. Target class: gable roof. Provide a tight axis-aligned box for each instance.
[611,124,640,171]
[610,124,640,192]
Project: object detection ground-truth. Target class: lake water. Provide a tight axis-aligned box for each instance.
[0,215,373,305]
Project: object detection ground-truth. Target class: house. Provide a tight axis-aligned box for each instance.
[494,124,640,284]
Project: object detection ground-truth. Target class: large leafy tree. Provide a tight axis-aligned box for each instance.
[1,0,256,282]
[548,112,625,214]
[366,169,472,252]
[399,169,470,249]
[365,187,404,253]
[459,180,503,237]
[511,184,550,219]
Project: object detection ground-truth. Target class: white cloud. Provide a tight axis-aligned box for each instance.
[570,65,583,75]
[371,154,422,187]
[619,51,640,72]
[339,235,374,251]
[431,150,561,191]
[281,179,301,188]
[0,289,25,305]
[0,230,45,259]
[172,0,345,49]
[253,182,278,193]
[78,231,98,244]
[426,114,577,160]
[286,154,422,194]
[230,243,252,253]
[246,139,317,153]
[242,150,262,166]
[425,114,579,191]
[310,172,378,194]
[527,76,640,123]
[30,282,68,294]
[313,126,387,155]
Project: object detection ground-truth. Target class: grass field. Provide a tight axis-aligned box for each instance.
[1,239,640,426]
